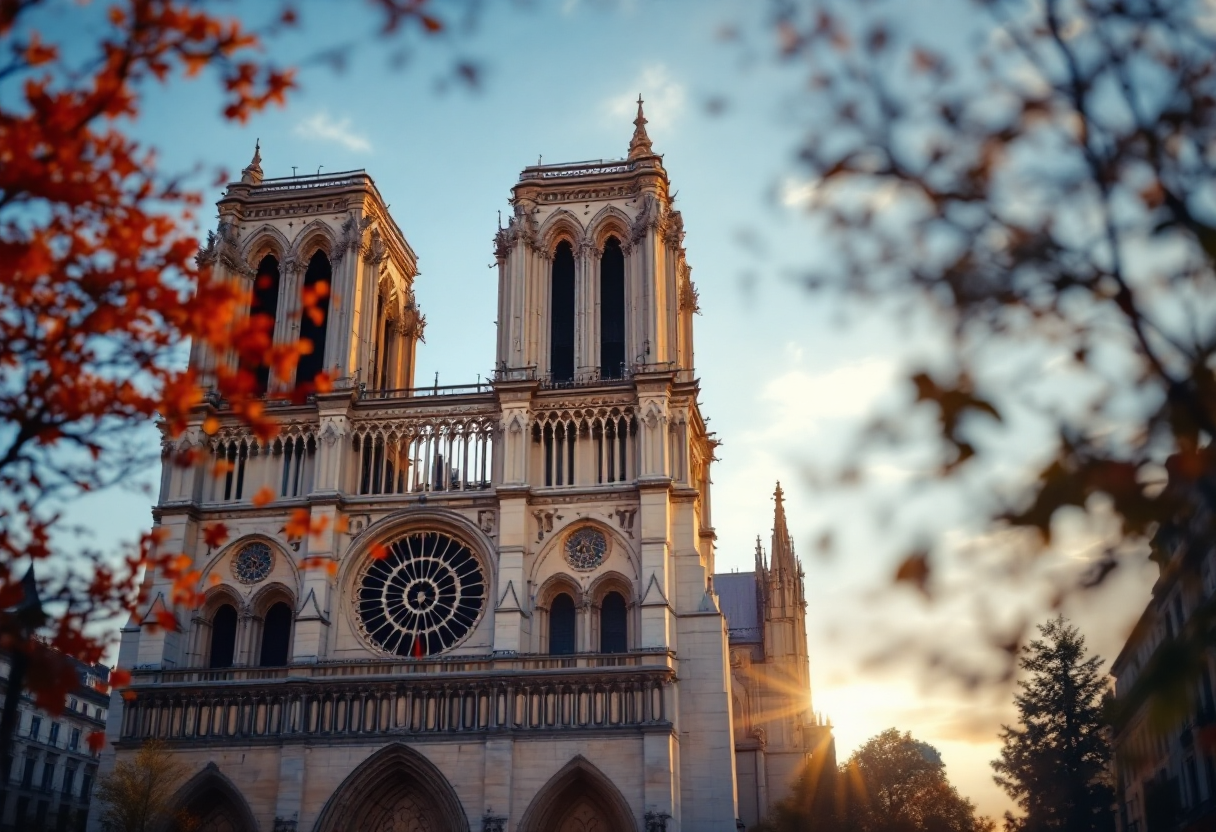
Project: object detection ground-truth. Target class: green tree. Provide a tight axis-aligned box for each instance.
[94,738,192,832]
[992,618,1114,832]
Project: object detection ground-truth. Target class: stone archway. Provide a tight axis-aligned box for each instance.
[164,763,258,832]
[312,744,469,832]
[517,756,637,832]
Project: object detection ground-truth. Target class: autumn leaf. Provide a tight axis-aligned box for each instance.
[202,523,230,549]
[250,486,275,507]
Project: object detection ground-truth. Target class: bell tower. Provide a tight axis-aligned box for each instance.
[191,146,425,397]
[493,97,698,386]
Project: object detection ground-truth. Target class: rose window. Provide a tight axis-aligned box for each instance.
[233,542,273,584]
[564,527,607,571]
[355,530,486,657]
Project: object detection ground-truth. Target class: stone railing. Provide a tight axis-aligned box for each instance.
[120,662,675,744]
[135,650,666,686]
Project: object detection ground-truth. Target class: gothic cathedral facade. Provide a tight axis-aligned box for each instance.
[90,105,832,832]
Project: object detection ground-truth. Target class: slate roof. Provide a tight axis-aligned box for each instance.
[713,571,763,645]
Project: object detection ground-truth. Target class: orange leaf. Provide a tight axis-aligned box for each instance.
[87,731,106,753]
[250,486,275,507]
[202,523,229,549]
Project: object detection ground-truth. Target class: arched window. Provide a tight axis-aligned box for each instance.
[259,602,292,667]
[550,241,575,383]
[296,250,332,387]
[549,593,576,656]
[600,591,627,654]
[209,604,238,669]
[250,254,281,394]
[600,237,625,379]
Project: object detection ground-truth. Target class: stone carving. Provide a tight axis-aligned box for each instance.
[196,220,252,277]
[399,289,427,342]
[481,815,506,832]
[678,265,700,314]
[533,509,556,542]
[663,209,685,249]
[478,510,496,536]
[497,202,540,253]
[363,227,389,265]
[333,215,372,263]
[644,811,671,832]
[613,507,637,539]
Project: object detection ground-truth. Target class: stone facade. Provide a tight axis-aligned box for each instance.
[0,649,109,832]
[88,106,831,832]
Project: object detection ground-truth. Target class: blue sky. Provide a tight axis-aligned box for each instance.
[38,0,1162,818]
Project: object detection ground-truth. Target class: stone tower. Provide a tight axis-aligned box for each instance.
[92,110,746,832]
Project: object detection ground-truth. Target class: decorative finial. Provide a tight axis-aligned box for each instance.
[628,94,653,160]
[774,481,784,503]
[240,138,264,185]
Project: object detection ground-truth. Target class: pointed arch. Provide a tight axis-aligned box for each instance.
[536,209,584,256]
[516,755,638,832]
[550,239,576,383]
[162,761,258,832]
[296,248,333,386]
[312,742,469,832]
[240,223,292,266]
[290,218,339,263]
[585,205,632,250]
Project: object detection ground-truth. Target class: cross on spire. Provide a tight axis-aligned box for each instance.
[628,94,653,160]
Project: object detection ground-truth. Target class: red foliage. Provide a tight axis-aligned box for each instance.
[0,0,449,710]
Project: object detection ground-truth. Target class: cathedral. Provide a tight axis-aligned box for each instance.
[90,103,833,832]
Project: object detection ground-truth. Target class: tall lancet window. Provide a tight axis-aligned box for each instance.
[249,254,281,394]
[600,237,626,379]
[296,250,332,387]
[550,240,576,383]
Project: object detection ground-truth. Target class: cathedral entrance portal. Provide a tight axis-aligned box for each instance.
[517,757,637,832]
[312,744,468,832]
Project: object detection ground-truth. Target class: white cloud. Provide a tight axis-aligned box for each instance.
[294,112,372,153]
[606,65,686,132]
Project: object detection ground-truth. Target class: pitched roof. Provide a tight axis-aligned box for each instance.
[714,572,763,644]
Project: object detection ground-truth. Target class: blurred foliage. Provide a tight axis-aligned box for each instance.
[766,0,1216,714]
[0,0,470,711]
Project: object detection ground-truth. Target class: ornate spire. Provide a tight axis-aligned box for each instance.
[240,138,264,185]
[628,94,653,160]
[755,536,766,574]
[771,481,796,578]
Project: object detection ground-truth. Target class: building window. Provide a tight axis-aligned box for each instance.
[14,797,28,825]
[28,715,41,739]
[549,593,577,656]
[296,250,332,387]
[21,757,35,787]
[68,698,77,712]
[549,240,575,383]
[209,603,239,669]
[40,759,55,792]
[250,253,282,394]
[600,591,628,654]
[62,767,75,797]
[600,236,626,378]
[259,602,293,667]
[81,771,93,801]
[48,723,60,746]
[68,728,80,751]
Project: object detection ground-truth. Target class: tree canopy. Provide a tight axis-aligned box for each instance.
[992,617,1114,832]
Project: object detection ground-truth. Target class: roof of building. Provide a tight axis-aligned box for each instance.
[714,572,763,645]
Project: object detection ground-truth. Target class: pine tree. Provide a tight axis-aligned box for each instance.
[992,617,1114,832]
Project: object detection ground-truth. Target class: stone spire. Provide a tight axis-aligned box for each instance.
[771,481,797,578]
[240,139,264,185]
[628,95,653,160]
[755,536,766,575]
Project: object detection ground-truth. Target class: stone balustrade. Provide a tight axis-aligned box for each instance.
[120,664,674,745]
